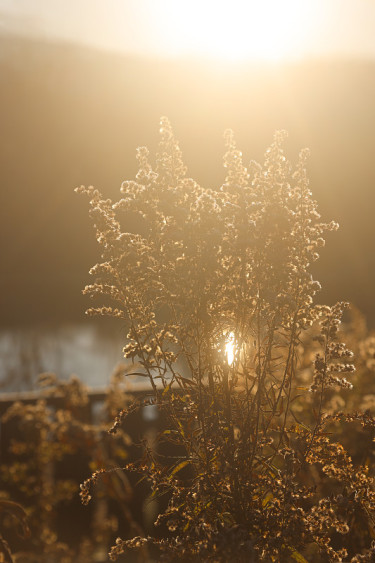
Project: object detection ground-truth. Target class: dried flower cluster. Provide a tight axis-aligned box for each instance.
[77,118,375,562]
[0,372,136,562]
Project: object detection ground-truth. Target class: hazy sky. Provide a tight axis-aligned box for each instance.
[0,0,375,61]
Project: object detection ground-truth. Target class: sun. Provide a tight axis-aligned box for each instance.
[225,332,236,366]
[149,0,317,62]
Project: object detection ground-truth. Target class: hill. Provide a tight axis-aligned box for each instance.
[1,34,374,325]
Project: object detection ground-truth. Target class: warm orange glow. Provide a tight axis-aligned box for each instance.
[149,0,317,61]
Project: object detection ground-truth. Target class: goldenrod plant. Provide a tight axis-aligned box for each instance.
[0,372,137,562]
[77,119,375,562]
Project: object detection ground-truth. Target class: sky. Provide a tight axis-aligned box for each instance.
[0,0,375,62]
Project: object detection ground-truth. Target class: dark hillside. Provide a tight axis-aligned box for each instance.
[1,34,374,325]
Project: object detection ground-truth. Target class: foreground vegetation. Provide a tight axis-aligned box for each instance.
[2,121,375,561]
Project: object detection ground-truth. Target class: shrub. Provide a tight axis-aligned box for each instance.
[77,118,375,562]
[0,371,138,562]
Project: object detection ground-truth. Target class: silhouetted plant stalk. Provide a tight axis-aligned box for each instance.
[77,118,375,562]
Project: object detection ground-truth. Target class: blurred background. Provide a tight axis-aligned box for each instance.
[1,0,375,389]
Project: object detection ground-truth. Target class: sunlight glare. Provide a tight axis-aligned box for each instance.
[225,332,236,366]
[150,0,316,61]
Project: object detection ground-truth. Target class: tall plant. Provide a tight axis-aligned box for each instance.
[77,119,375,562]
